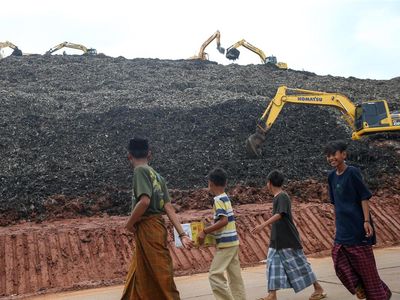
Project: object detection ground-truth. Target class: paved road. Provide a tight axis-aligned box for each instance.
[32,247,400,300]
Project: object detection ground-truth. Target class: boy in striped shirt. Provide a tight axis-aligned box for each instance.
[198,168,246,300]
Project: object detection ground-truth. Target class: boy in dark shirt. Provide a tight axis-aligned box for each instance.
[325,140,391,300]
[251,170,325,300]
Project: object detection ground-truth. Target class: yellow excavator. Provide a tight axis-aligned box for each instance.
[190,30,225,60]
[45,42,97,56]
[225,39,287,69]
[246,86,400,157]
[0,41,23,57]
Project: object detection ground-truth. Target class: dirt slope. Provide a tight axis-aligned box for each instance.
[1,195,399,299]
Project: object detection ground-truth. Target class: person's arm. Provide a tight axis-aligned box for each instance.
[164,202,193,248]
[327,174,335,204]
[251,213,282,234]
[361,200,373,237]
[205,216,228,233]
[197,216,228,245]
[125,195,150,232]
[351,168,373,237]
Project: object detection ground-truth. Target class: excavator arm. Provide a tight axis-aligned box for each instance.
[45,42,97,56]
[225,39,288,69]
[246,86,400,157]
[0,41,23,56]
[190,30,225,60]
[226,39,268,63]
[0,41,18,50]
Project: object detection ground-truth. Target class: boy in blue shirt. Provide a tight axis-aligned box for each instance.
[325,140,391,300]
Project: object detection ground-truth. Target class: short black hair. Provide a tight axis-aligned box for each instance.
[267,170,285,187]
[324,140,348,156]
[208,168,227,187]
[128,137,149,159]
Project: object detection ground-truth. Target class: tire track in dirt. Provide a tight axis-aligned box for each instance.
[0,199,399,298]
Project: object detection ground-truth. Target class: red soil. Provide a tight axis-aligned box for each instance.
[0,193,399,299]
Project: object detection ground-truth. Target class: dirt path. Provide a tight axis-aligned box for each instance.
[1,198,399,299]
[29,247,400,300]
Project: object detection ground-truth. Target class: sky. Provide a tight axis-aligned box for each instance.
[1,0,399,80]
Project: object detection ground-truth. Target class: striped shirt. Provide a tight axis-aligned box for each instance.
[212,193,239,248]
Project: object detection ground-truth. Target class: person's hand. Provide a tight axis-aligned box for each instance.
[202,217,212,227]
[197,230,206,245]
[251,223,266,235]
[364,221,373,237]
[181,235,194,249]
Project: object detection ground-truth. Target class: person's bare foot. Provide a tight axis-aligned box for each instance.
[310,281,326,300]
[309,285,327,300]
[355,284,366,299]
[257,292,277,300]
[266,293,277,300]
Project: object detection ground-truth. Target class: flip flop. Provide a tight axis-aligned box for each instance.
[309,292,327,300]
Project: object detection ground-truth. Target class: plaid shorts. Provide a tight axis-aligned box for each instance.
[266,248,316,293]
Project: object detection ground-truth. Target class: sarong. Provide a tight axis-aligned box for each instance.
[332,244,391,300]
[121,214,180,300]
[266,247,316,293]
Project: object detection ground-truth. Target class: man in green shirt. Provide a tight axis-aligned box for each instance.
[121,137,193,300]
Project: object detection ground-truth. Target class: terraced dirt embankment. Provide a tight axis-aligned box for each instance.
[1,190,399,298]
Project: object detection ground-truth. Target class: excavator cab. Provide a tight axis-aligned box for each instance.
[355,102,395,131]
[265,56,277,64]
[86,48,97,56]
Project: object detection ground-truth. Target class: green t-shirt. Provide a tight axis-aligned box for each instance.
[131,165,170,215]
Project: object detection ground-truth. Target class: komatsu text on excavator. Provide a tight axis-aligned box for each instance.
[225,39,287,69]
[246,86,400,157]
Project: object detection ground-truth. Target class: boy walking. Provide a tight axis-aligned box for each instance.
[251,170,326,300]
[325,140,392,300]
[197,168,247,300]
[122,137,193,300]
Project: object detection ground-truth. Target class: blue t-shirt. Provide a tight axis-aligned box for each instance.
[328,166,375,246]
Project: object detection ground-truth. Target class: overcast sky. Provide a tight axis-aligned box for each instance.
[1,0,399,80]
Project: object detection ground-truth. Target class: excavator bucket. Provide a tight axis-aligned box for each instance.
[246,128,267,158]
[226,48,240,61]
[11,48,23,56]
[217,45,225,54]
